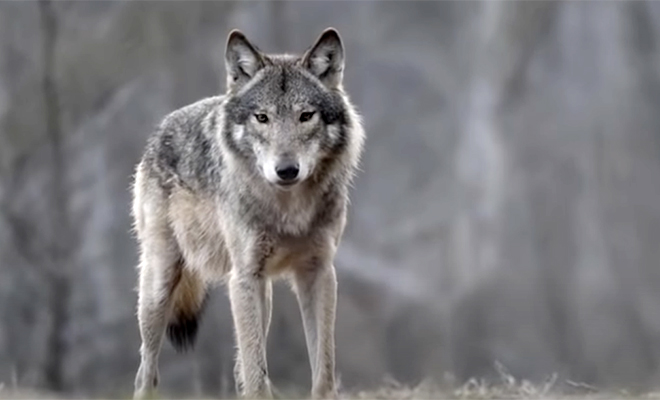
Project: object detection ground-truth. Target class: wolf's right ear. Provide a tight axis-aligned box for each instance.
[225,30,265,91]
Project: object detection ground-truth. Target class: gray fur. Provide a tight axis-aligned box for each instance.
[132,27,364,399]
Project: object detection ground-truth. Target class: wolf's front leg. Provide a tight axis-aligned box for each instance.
[228,264,272,399]
[294,261,339,399]
[232,278,273,396]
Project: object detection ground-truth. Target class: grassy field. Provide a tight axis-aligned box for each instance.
[3,370,660,400]
[2,384,660,400]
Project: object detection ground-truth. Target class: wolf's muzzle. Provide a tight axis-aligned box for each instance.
[275,160,300,184]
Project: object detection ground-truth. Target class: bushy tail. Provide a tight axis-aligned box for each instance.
[166,267,208,352]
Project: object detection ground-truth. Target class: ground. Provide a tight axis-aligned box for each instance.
[2,366,660,400]
[3,379,660,400]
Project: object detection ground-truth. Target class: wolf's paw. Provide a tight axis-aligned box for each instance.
[134,365,159,400]
[312,386,339,400]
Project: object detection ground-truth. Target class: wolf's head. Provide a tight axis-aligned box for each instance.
[221,28,358,190]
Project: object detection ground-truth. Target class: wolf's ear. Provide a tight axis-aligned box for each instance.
[302,28,344,89]
[225,30,265,91]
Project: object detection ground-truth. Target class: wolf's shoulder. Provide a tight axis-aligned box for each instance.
[160,95,226,133]
[141,95,227,192]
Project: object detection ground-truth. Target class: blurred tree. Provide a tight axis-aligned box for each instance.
[38,0,72,391]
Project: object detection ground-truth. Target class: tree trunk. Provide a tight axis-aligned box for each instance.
[38,0,71,392]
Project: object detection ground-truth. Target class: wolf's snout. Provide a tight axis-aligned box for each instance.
[275,160,300,182]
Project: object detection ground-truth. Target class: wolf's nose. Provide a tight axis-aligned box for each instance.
[275,161,300,181]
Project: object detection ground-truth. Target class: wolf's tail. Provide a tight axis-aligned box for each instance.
[166,266,208,352]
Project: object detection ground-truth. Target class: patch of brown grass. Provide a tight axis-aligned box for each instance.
[3,362,660,400]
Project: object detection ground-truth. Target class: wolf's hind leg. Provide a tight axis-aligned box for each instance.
[134,238,182,399]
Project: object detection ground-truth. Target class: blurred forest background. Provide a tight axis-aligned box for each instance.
[2,0,660,398]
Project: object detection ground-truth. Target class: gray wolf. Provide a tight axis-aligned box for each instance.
[131,27,365,399]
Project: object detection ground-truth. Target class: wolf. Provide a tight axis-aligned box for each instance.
[131,27,365,399]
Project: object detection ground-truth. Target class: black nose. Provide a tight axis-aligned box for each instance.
[275,161,300,181]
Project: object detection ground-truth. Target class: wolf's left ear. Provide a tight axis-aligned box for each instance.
[302,28,344,89]
[225,29,266,91]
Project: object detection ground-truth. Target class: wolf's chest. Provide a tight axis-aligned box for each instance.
[262,241,316,276]
[262,190,324,236]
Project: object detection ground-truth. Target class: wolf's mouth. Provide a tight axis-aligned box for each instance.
[273,179,300,190]
[277,179,298,186]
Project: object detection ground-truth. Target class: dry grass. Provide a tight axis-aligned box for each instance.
[3,363,660,400]
[349,362,660,400]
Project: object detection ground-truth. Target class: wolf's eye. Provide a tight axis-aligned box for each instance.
[254,113,269,124]
[299,111,315,123]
